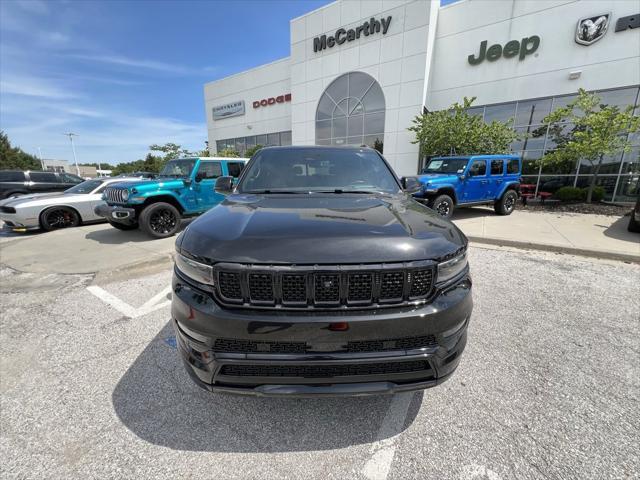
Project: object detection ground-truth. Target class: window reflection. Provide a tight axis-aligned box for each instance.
[216,131,292,155]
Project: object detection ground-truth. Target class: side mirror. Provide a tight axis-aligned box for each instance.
[215,176,234,194]
[401,176,421,194]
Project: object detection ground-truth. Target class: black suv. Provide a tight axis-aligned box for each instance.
[172,146,472,396]
[0,170,84,199]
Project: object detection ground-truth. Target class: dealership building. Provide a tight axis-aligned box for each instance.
[204,0,640,201]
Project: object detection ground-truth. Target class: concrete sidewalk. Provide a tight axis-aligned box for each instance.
[452,207,640,262]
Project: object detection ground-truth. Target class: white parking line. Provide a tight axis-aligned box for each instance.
[362,392,414,480]
[87,285,171,318]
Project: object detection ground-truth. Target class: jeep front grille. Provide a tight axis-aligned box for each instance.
[103,187,127,204]
[212,261,436,310]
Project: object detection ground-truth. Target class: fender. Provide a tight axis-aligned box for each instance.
[497,181,519,199]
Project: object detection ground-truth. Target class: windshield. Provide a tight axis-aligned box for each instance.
[65,179,103,194]
[159,159,196,177]
[423,158,469,174]
[238,148,400,194]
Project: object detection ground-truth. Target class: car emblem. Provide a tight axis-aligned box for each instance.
[575,13,610,45]
[323,280,334,289]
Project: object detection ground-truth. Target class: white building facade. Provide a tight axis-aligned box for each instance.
[204,0,640,201]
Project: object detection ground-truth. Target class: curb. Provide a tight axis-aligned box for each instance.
[467,236,640,264]
[92,253,176,284]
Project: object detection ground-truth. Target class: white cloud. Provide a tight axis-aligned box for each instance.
[0,76,79,99]
[67,53,208,75]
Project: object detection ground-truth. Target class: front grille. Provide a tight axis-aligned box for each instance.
[104,187,127,204]
[219,360,431,378]
[212,335,437,354]
[213,261,436,310]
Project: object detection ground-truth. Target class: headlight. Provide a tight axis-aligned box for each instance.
[121,189,130,201]
[175,253,214,285]
[437,250,468,283]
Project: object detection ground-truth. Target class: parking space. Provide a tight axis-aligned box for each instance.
[1,247,638,479]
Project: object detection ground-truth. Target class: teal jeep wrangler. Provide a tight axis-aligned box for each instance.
[95,157,247,238]
[413,154,522,218]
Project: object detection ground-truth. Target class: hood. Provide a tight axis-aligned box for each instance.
[417,173,460,185]
[108,178,185,192]
[180,193,467,264]
[0,192,66,207]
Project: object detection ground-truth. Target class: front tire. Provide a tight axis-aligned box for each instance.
[40,206,80,231]
[107,220,138,231]
[430,194,454,219]
[139,202,181,239]
[495,190,517,216]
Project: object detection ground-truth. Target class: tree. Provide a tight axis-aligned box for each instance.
[217,148,240,158]
[0,131,42,171]
[244,144,263,158]
[149,143,190,161]
[409,97,518,159]
[81,162,117,170]
[541,88,640,203]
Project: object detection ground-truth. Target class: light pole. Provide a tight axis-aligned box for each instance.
[64,132,80,176]
[37,147,45,170]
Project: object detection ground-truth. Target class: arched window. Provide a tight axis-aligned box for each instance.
[316,72,385,152]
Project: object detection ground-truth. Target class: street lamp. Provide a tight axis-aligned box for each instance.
[64,132,80,176]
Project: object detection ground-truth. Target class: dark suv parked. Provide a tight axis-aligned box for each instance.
[0,170,84,199]
[172,146,472,396]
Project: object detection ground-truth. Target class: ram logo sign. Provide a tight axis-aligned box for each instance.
[575,13,610,45]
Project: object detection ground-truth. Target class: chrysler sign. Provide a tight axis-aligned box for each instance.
[212,100,245,120]
[313,16,392,53]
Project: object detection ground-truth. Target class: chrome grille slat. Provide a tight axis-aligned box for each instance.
[213,262,437,310]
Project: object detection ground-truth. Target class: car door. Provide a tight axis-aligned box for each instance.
[193,161,224,210]
[487,158,505,199]
[461,159,488,203]
[27,171,61,193]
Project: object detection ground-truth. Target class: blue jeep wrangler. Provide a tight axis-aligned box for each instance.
[95,157,247,238]
[414,154,521,218]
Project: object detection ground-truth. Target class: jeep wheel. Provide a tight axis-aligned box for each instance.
[431,194,454,219]
[495,190,518,215]
[40,206,80,231]
[139,202,181,238]
[107,220,138,231]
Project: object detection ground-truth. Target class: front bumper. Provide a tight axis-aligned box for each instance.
[0,212,39,231]
[171,269,472,397]
[94,204,137,225]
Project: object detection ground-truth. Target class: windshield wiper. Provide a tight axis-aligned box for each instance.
[244,190,307,194]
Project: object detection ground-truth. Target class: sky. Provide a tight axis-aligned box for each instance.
[0,0,328,165]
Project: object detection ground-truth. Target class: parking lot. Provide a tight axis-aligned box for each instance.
[1,229,638,479]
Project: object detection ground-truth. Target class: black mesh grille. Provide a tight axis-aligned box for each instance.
[218,272,242,299]
[380,271,404,300]
[220,360,431,378]
[314,274,340,303]
[214,338,306,354]
[347,335,437,352]
[248,273,274,302]
[282,274,307,303]
[348,273,372,302]
[410,269,433,297]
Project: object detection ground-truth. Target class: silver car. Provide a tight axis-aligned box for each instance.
[0,177,141,232]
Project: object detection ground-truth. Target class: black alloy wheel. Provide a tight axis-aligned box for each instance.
[40,207,80,231]
[139,202,181,239]
[431,194,454,219]
[495,190,518,216]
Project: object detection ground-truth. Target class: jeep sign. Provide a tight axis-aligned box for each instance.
[313,16,392,53]
[468,36,540,65]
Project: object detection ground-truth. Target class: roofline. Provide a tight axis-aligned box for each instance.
[204,57,290,87]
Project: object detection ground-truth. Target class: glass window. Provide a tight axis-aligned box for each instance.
[61,173,83,183]
[490,159,504,175]
[280,131,292,146]
[466,106,484,118]
[216,140,226,152]
[65,179,103,194]
[267,133,280,146]
[540,155,577,175]
[234,138,246,154]
[596,87,639,110]
[575,175,617,200]
[0,171,25,182]
[577,152,623,175]
[316,72,385,150]
[29,172,57,182]
[245,136,256,149]
[512,126,546,151]
[483,103,515,123]
[239,147,400,193]
[159,159,196,177]
[615,175,639,200]
[551,94,578,110]
[538,176,574,193]
[507,159,520,174]
[198,161,222,179]
[622,146,639,173]
[227,162,244,177]
[469,160,486,176]
[515,98,552,126]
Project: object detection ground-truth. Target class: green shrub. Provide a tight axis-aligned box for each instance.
[554,186,584,202]
[581,186,605,202]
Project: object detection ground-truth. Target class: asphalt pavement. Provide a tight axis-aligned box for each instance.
[1,247,638,479]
